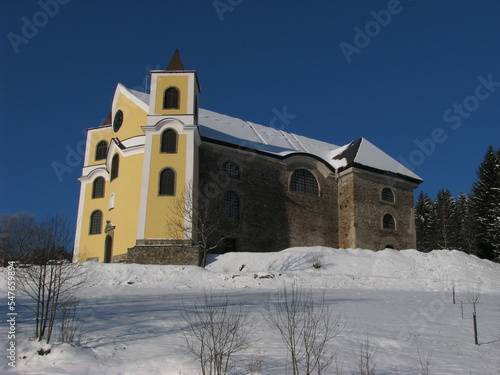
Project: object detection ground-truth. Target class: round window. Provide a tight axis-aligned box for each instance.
[113,110,123,132]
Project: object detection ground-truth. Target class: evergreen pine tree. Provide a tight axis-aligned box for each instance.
[434,189,456,249]
[415,191,436,252]
[471,146,500,261]
[455,193,476,254]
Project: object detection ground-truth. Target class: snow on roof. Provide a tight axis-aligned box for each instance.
[198,108,422,182]
[125,89,422,182]
[198,108,340,161]
[128,88,150,105]
[331,138,422,181]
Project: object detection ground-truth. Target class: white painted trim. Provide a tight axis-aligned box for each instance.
[187,74,194,115]
[73,180,87,262]
[112,83,149,114]
[80,166,109,182]
[109,193,115,210]
[148,74,158,113]
[143,117,186,134]
[183,129,196,239]
[137,129,154,239]
[121,135,145,149]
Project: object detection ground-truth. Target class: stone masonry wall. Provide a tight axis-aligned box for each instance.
[338,168,418,250]
[199,143,339,252]
[127,240,199,265]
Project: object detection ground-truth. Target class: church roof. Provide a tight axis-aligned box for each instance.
[166,48,185,71]
[124,88,422,183]
[198,109,422,182]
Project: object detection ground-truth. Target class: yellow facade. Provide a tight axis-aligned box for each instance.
[74,61,199,263]
[144,133,187,239]
[154,75,189,115]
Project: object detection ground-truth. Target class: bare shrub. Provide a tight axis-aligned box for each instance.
[59,297,83,343]
[351,336,378,375]
[181,291,253,375]
[411,346,432,375]
[16,214,85,345]
[245,355,264,374]
[264,282,344,375]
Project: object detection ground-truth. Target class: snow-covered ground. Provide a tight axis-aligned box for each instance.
[1,247,499,374]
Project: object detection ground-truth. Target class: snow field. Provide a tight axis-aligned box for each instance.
[1,247,499,374]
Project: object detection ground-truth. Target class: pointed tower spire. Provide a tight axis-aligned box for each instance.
[166,48,184,71]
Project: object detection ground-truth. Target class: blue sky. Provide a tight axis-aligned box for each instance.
[1,0,499,223]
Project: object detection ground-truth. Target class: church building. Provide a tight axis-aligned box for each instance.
[73,50,423,265]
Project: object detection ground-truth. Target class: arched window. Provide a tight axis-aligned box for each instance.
[159,168,176,196]
[381,188,395,202]
[110,154,119,181]
[290,169,319,196]
[163,87,180,109]
[95,140,108,161]
[222,191,239,220]
[222,161,240,179]
[89,210,103,235]
[92,177,105,199]
[161,129,178,153]
[383,214,396,231]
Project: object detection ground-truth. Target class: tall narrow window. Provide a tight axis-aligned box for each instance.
[222,191,239,220]
[163,87,180,109]
[222,161,240,179]
[381,188,395,202]
[92,177,105,198]
[95,140,108,161]
[383,214,396,231]
[89,210,103,235]
[290,169,319,196]
[110,154,119,181]
[161,129,178,153]
[159,168,176,196]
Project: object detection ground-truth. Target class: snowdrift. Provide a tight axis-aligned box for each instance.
[67,247,500,293]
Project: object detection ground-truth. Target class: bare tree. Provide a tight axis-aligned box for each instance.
[351,336,378,375]
[411,346,433,375]
[16,214,85,347]
[466,284,481,345]
[0,212,37,265]
[264,282,344,375]
[166,180,227,267]
[180,291,253,375]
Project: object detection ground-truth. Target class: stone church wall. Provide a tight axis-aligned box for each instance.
[199,143,339,252]
[127,239,199,265]
[338,168,418,250]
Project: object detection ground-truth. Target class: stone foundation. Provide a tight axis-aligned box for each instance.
[127,239,199,265]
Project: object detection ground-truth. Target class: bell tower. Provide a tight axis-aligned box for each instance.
[136,49,201,242]
[147,49,201,125]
